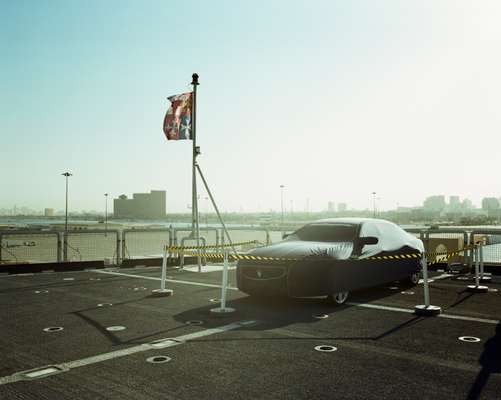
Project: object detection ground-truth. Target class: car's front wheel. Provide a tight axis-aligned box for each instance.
[327,291,349,305]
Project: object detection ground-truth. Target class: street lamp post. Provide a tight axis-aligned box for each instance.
[280,185,285,233]
[104,193,108,236]
[62,172,72,261]
[372,191,376,218]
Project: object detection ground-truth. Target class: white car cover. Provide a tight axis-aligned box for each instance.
[357,218,424,259]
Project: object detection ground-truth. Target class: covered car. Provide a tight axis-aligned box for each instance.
[236,218,424,304]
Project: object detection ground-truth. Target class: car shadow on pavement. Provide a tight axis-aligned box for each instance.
[466,322,501,400]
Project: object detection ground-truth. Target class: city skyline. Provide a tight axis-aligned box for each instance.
[2,1,501,213]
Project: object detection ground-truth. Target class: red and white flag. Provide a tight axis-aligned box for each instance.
[163,92,192,140]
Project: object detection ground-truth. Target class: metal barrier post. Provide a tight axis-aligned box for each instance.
[63,232,68,262]
[57,232,62,263]
[0,234,2,262]
[479,241,492,282]
[152,246,173,297]
[116,232,121,265]
[210,250,235,316]
[468,245,488,293]
[414,254,441,316]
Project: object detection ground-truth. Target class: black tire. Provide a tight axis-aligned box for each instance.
[327,291,349,305]
[402,271,420,286]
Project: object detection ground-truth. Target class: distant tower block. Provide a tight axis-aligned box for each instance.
[44,208,54,217]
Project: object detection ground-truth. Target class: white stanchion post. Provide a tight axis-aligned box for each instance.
[210,250,235,316]
[152,246,173,297]
[479,241,491,282]
[468,245,488,292]
[414,254,441,316]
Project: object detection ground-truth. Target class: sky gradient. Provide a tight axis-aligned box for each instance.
[2,1,501,213]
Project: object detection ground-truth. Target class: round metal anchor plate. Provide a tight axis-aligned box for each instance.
[106,326,126,332]
[388,286,400,290]
[35,290,49,294]
[314,345,337,353]
[146,355,172,364]
[209,298,221,303]
[63,277,75,281]
[313,314,329,319]
[459,336,481,343]
[400,291,415,295]
[97,303,113,307]
[43,327,64,332]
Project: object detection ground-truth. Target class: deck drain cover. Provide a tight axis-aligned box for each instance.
[186,320,204,326]
[35,290,49,294]
[313,314,329,319]
[133,287,147,291]
[388,286,399,290]
[459,336,481,343]
[97,303,113,307]
[106,326,126,332]
[456,276,470,281]
[147,355,171,364]
[488,288,498,293]
[401,291,415,295]
[89,278,101,281]
[63,278,75,281]
[315,345,337,353]
[43,327,64,332]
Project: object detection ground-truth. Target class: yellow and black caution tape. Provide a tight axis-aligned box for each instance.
[167,240,260,252]
[170,241,479,265]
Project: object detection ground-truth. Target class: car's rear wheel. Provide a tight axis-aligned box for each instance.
[327,291,349,305]
[401,271,420,286]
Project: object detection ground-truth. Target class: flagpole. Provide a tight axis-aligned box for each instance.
[191,73,201,270]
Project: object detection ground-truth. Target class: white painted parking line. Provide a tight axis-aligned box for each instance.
[346,302,500,325]
[0,320,255,385]
[418,273,453,284]
[91,269,238,291]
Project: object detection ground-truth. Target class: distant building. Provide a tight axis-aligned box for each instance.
[449,196,460,209]
[338,203,347,212]
[462,198,474,210]
[44,208,54,217]
[327,201,335,212]
[482,197,500,211]
[113,190,166,219]
[423,195,446,212]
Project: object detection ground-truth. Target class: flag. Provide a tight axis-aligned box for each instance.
[163,92,193,140]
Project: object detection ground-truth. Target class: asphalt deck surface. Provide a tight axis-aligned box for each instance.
[1,264,500,400]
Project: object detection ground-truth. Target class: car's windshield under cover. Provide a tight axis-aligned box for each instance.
[294,224,357,243]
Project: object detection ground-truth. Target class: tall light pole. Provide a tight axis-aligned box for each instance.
[62,172,72,261]
[372,191,376,218]
[104,193,108,236]
[280,185,285,231]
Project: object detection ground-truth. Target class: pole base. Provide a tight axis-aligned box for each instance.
[414,305,442,316]
[210,307,236,316]
[467,285,488,293]
[151,288,174,297]
[480,276,492,283]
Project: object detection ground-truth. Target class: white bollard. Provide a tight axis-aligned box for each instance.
[479,242,492,282]
[210,251,235,316]
[415,254,441,316]
[468,245,488,292]
[152,247,173,297]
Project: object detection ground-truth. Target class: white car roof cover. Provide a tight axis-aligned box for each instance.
[357,219,424,258]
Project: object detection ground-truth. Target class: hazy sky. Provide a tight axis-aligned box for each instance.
[2,1,501,213]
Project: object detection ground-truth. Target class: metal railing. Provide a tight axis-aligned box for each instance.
[3,225,501,269]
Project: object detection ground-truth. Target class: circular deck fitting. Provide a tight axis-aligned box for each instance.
[313,314,329,319]
[151,288,173,297]
[388,286,400,290]
[467,285,489,293]
[34,290,49,294]
[480,276,492,283]
[97,303,113,307]
[456,276,470,281]
[400,291,415,295]
[314,345,337,353]
[43,327,64,333]
[146,355,172,364]
[209,298,221,303]
[210,307,236,316]
[488,288,498,293]
[185,320,204,326]
[133,287,147,291]
[106,326,126,332]
[89,278,101,281]
[459,336,481,343]
[414,305,442,316]
[63,277,75,281]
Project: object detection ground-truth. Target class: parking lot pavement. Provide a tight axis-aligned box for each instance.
[0,267,500,399]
